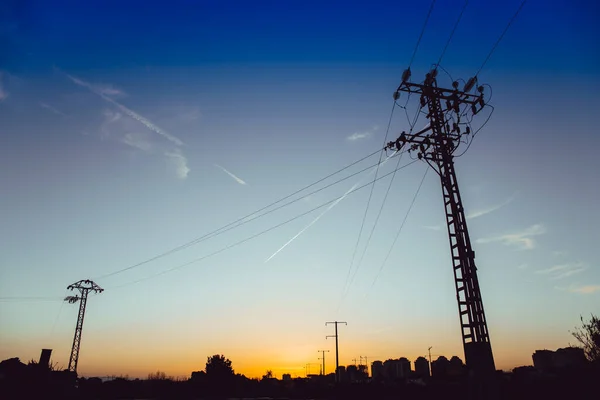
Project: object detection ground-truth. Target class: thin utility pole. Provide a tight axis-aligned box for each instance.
[428,346,433,367]
[326,321,347,383]
[318,350,329,375]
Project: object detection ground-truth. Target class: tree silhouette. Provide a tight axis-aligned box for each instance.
[262,370,274,380]
[572,314,600,362]
[205,354,234,379]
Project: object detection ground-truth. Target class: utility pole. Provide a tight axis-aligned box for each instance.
[326,321,347,383]
[428,346,433,367]
[389,68,495,382]
[64,279,103,374]
[352,358,358,366]
[318,350,329,375]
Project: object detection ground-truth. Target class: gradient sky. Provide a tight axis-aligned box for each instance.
[1,0,599,379]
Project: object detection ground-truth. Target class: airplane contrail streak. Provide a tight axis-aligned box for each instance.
[66,74,184,146]
[265,150,398,262]
[214,164,247,185]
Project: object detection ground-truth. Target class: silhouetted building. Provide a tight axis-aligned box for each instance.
[39,349,52,369]
[398,357,411,378]
[448,356,466,377]
[431,356,450,378]
[336,366,347,382]
[414,356,430,378]
[346,365,358,382]
[282,373,291,381]
[533,347,588,371]
[383,359,400,379]
[554,347,587,368]
[371,361,383,379]
[532,350,554,371]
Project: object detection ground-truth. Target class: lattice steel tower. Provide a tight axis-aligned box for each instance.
[64,279,103,373]
[388,68,495,377]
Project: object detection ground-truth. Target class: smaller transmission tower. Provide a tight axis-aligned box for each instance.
[64,279,103,374]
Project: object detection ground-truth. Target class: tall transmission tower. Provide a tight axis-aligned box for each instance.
[326,321,347,383]
[64,279,103,374]
[388,68,495,379]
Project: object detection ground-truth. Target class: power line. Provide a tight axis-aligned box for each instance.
[0,296,63,302]
[93,147,387,280]
[408,0,438,69]
[436,0,469,67]
[341,102,397,299]
[368,167,429,292]
[475,0,527,77]
[338,105,425,311]
[106,159,420,289]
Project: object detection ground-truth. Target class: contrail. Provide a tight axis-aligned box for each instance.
[214,164,247,185]
[66,74,184,146]
[265,150,398,262]
[265,181,360,263]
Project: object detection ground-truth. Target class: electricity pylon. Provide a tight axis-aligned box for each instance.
[388,68,495,379]
[64,279,103,373]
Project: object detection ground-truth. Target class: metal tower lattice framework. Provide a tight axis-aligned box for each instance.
[388,69,495,377]
[64,279,103,373]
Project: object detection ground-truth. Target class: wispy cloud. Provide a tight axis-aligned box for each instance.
[121,131,153,152]
[67,74,184,147]
[536,262,587,280]
[166,149,190,180]
[476,224,546,250]
[466,192,518,220]
[0,71,8,101]
[68,73,189,179]
[347,125,379,141]
[555,283,600,294]
[214,164,247,185]
[39,102,66,116]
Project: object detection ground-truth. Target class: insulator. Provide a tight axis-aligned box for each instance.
[430,68,438,78]
[420,96,426,107]
[479,97,485,107]
[452,123,458,132]
[399,132,406,141]
[446,123,450,132]
[452,81,459,89]
[393,91,400,100]
[471,104,478,115]
[454,102,460,113]
[464,77,477,92]
[402,68,411,83]
[418,153,423,160]
[420,144,425,153]
[477,85,484,93]
[446,100,452,110]
[456,125,461,134]
[466,126,471,134]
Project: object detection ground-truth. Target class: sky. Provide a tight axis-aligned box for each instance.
[1,0,599,379]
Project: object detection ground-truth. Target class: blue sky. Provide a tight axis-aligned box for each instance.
[1,0,599,378]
